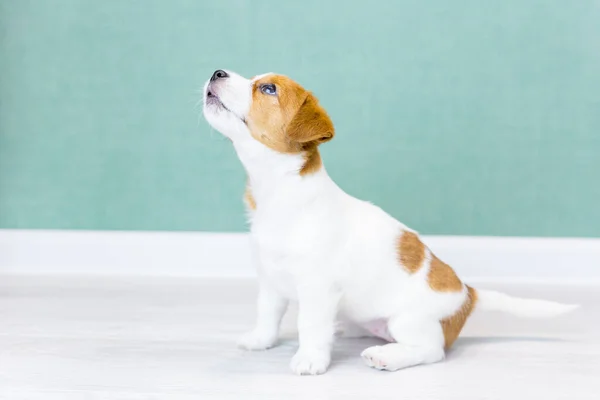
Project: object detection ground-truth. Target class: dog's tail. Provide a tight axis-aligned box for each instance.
[473,288,579,318]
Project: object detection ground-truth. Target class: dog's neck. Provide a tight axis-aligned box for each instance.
[233,138,334,200]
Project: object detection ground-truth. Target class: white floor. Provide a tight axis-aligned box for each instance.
[0,276,598,400]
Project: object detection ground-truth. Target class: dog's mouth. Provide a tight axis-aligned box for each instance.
[205,90,228,110]
[205,89,246,124]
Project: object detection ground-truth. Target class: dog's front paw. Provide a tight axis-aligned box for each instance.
[290,349,331,375]
[237,330,278,351]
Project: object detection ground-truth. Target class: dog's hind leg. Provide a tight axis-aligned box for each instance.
[361,314,445,371]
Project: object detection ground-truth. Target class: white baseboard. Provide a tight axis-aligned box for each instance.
[0,229,599,283]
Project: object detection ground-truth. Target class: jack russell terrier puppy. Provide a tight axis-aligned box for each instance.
[202,69,578,375]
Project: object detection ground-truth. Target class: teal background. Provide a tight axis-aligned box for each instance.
[1,0,599,237]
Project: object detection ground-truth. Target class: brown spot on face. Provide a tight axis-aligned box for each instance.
[441,286,478,348]
[397,231,426,273]
[246,75,334,175]
[427,254,463,292]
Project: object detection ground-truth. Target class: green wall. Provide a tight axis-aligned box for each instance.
[1,0,599,237]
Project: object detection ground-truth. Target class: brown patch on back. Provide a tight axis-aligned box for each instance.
[396,230,464,292]
[427,254,463,292]
[397,231,426,273]
[441,286,478,349]
[246,75,334,175]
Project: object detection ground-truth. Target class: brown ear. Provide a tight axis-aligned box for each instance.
[286,93,335,145]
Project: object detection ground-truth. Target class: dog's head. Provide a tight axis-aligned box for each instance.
[203,70,334,174]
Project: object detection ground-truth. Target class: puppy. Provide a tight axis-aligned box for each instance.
[202,69,578,375]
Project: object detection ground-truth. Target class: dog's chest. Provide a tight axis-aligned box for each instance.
[249,218,303,298]
[249,198,339,298]
[251,211,317,269]
[250,193,332,256]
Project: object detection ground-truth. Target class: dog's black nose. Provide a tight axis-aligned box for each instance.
[210,69,229,82]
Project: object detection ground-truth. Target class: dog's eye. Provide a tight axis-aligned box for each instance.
[260,84,277,96]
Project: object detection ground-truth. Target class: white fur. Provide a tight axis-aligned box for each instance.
[202,70,579,375]
[476,289,579,318]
